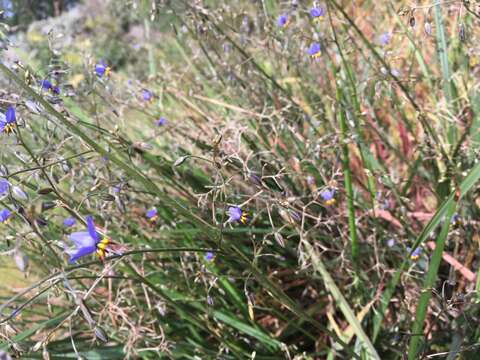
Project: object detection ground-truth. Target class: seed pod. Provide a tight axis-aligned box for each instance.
[409,15,416,28]
[38,188,54,195]
[459,23,466,42]
[40,201,57,212]
[100,194,115,202]
[94,326,108,343]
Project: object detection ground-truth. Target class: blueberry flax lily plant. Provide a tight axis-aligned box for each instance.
[66,215,124,263]
[227,206,249,224]
[0,105,16,135]
[95,61,111,78]
[307,43,322,60]
[39,79,60,94]
[141,89,153,102]
[277,14,289,28]
[309,7,325,21]
[320,188,336,206]
[0,208,11,223]
[0,179,9,198]
[146,207,158,222]
[407,246,422,261]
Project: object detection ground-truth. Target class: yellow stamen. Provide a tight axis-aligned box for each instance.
[240,213,249,224]
[105,67,111,77]
[310,52,322,59]
[3,123,15,135]
[324,198,336,206]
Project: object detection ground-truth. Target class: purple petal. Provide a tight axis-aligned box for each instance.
[320,189,335,201]
[95,62,107,77]
[0,208,10,222]
[309,7,325,18]
[67,245,97,263]
[68,231,96,249]
[277,14,288,27]
[307,43,321,56]
[0,179,9,195]
[228,206,242,222]
[86,216,99,242]
[63,217,76,227]
[146,208,157,219]
[378,32,391,46]
[5,106,15,123]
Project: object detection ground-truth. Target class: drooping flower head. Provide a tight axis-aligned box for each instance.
[0,208,11,223]
[95,61,111,78]
[307,43,322,59]
[0,106,16,134]
[320,188,336,206]
[277,14,289,28]
[407,246,422,261]
[155,117,167,126]
[66,215,111,263]
[39,79,60,95]
[63,217,76,227]
[378,32,391,46]
[228,206,249,224]
[204,251,214,261]
[141,89,153,102]
[146,207,158,222]
[309,7,325,20]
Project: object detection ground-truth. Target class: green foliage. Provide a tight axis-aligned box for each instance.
[1,0,480,359]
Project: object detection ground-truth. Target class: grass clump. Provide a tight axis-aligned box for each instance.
[0,0,480,358]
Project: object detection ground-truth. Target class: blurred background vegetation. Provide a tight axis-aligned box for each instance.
[1,0,480,359]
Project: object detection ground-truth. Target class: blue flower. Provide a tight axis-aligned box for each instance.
[0,179,9,196]
[66,215,110,263]
[0,208,10,223]
[320,188,335,205]
[307,43,322,59]
[378,32,391,46]
[228,206,248,224]
[277,14,289,28]
[155,117,167,126]
[0,106,16,134]
[450,213,462,226]
[63,217,76,227]
[141,89,153,101]
[39,80,60,94]
[95,61,111,78]
[146,208,158,222]
[204,251,214,261]
[309,7,325,19]
[407,246,422,261]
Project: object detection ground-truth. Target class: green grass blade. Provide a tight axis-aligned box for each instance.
[433,1,456,145]
[303,241,380,359]
[407,201,457,359]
